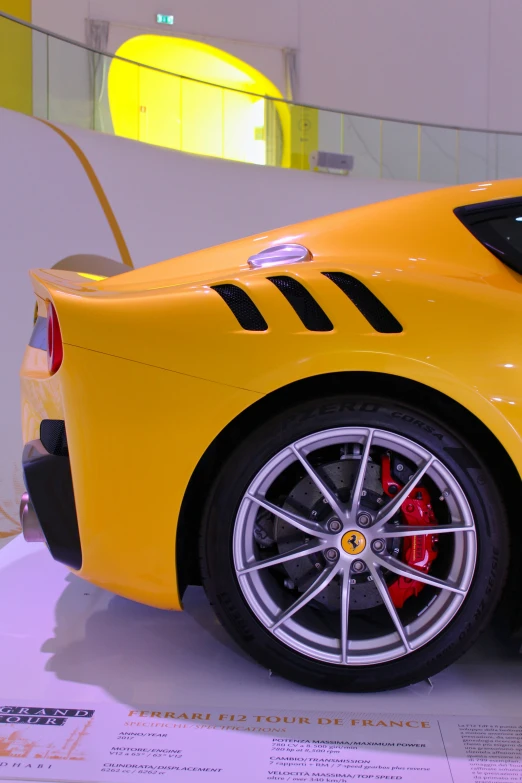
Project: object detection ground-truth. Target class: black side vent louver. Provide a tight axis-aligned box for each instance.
[268,276,333,332]
[212,284,268,331]
[322,272,403,334]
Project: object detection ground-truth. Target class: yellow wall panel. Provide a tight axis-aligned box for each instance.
[290,105,319,170]
[0,1,32,114]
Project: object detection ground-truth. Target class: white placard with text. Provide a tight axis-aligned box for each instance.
[0,702,520,782]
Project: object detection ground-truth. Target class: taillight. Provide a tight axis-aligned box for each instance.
[47,302,63,375]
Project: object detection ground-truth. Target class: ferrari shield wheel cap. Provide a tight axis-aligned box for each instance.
[342,531,367,555]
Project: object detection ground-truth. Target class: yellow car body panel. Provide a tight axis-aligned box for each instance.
[20,179,522,609]
[21,342,260,609]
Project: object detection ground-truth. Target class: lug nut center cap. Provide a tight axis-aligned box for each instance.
[341,530,367,555]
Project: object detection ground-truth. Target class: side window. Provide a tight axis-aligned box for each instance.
[454,197,522,275]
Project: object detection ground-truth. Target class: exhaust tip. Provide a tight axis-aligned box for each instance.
[19,492,46,543]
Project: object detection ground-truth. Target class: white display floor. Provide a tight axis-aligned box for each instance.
[1,536,522,782]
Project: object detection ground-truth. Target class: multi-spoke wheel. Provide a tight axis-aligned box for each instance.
[200,395,508,691]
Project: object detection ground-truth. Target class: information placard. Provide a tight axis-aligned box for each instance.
[0,702,521,782]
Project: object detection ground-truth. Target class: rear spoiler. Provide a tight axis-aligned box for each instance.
[29,255,131,351]
[30,255,131,319]
[51,254,131,278]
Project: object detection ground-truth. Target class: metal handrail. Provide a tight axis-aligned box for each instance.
[2,9,522,136]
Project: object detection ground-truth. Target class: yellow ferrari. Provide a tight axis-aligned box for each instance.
[20,180,522,691]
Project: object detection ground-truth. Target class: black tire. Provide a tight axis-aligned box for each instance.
[199,394,509,692]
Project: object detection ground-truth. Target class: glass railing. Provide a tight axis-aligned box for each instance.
[2,10,522,184]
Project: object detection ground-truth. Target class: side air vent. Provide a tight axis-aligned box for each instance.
[40,420,69,457]
[322,272,403,334]
[211,284,268,331]
[268,276,333,332]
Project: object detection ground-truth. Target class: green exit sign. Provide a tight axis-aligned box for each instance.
[156,14,174,25]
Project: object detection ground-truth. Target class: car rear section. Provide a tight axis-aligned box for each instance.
[20,259,132,573]
[19,265,262,610]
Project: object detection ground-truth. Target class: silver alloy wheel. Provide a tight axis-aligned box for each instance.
[233,427,477,666]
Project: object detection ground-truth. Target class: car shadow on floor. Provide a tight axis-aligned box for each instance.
[42,573,274,705]
[1,543,521,715]
[47,576,522,708]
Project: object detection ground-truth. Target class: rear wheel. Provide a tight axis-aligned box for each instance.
[200,395,509,691]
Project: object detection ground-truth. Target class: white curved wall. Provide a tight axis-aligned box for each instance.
[59,122,440,266]
[0,106,440,540]
[32,0,522,133]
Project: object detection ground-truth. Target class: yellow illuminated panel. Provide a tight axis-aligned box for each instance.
[108,35,290,166]
[291,105,319,170]
[0,1,32,114]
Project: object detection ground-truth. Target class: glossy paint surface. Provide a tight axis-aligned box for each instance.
[20,180,522,608]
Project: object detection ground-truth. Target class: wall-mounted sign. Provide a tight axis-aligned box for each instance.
[156,14,174,25]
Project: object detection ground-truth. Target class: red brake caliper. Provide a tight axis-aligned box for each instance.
[381,455,439,609]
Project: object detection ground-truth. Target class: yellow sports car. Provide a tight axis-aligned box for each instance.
[20,180,522,692]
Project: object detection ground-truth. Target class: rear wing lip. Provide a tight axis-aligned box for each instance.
[30,268,104,300]
[30,255,131,301]
[51,254,131,278]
